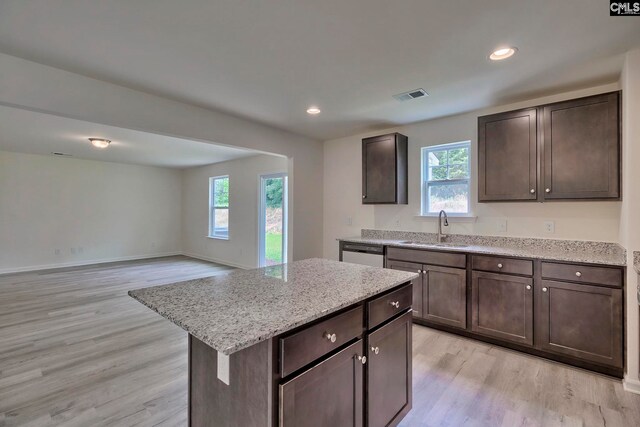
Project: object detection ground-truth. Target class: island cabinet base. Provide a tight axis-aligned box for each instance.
[189,335,274,427]
[188,281,414,427]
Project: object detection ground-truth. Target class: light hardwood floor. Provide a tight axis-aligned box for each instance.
[1,257,639,426]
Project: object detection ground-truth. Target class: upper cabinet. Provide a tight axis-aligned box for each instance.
[478,108,538,201]
[362,133,408,204]
[478,91,621,202]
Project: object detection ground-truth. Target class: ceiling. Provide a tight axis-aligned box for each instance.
[0,105,256,168]
[0,0,638,140]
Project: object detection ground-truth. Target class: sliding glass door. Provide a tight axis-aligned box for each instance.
[259,173,288,267]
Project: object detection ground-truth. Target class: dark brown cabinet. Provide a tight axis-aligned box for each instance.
[367,311,412,427]
[362,133,408,204]
[478,91,621,202]
[423,265,466,329]
[542,92,620,200]
[478,108,538,201]
[387,259,466,329]
[471,271,533,346]
[280,339,365,427]
[536,280,623,369]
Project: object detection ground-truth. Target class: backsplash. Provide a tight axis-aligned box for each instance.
[361,229,625,257]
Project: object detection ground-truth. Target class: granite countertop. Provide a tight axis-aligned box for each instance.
[129,258,418,355]
[339,234,627,267]
[634,251,640,274]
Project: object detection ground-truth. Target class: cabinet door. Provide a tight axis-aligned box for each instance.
[362,135,397,204]
[478,108,538,201]
[537,280,623,368]
[471,271,533,346]
[386,260,423,318]
[367,311,412,427]
[542,92,620,200]
[424,265,467,329]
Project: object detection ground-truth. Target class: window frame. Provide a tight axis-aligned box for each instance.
[208,175,230,240]
[421,141,471,216]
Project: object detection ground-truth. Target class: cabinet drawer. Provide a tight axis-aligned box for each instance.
[541,262,622,288]
[280,305,364,377]
[472,255,533,276]
[367,283,412,329]
[387,247,466,268]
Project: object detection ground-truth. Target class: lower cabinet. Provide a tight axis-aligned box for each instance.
[367,311,412,427]
[536,280,623,368]
[423,265,466,329]
[279,339,365,427]
[471,271,534,346]
[386,260,466,329]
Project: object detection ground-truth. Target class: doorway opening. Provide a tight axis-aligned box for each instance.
[259,173,288,267]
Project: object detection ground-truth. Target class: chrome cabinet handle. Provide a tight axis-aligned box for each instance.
[526,285,531,290]
[497,263,503,269]
[542,287,548,292]
[356,354,367,364]
[417,269,421,273]
[371,346,380,355]
[575,271,582,277]
[530,189,536,194]
[390,301,400,309]
[362,195,366,199]
[545,188,551,193]
[422,270,427,274]
[324,332,337,343]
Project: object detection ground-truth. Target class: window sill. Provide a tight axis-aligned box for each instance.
[414,214,477,223]
[207,235,229,240]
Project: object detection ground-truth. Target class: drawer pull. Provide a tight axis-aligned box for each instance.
[417,269,421,273]
[575,271,582,277]
[497,263,503,269]
[324,332,337,343]
[356,354,367,364]
[371,346,380,355]
[526,285,531,290]
[542,287,548,292]
[389,301,400,309]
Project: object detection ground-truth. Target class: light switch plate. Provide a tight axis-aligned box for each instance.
[544,220,555,233]
[497,219,507,233]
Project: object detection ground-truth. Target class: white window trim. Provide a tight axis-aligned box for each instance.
[421,141,471,216]
[208,175,229,240]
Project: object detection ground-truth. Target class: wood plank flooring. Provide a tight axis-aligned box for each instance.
[1,256,639,426]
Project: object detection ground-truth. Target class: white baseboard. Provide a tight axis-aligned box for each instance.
[0,252,182,275]
[623,376,640,395]
[182,252,253,270]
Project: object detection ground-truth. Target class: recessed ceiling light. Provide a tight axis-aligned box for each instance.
[306,106,321,115]
[89,138,111,148]
[489,47,517,61]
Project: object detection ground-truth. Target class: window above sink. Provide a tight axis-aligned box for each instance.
[421,141,471,216]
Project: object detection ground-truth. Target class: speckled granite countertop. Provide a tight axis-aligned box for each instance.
[129,258,417,355]
[339,230,626,267]
[634,251,640,274]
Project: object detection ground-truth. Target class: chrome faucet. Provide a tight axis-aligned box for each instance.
[438,210,449,243]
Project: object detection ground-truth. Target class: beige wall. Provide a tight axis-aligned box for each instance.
[0,151,182,273]
[182,154,288,269]
[323,82,622,260]
[620,49,640,393]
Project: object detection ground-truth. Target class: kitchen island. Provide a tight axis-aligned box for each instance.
[129,258,418,427]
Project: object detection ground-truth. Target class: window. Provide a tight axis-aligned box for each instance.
[209,176,229,239]
[421,141,471,215]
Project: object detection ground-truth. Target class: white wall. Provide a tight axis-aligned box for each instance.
[182,154,288,269]
[620,49,640,393]
[0,53,323,262]
[323,82,622,260]
[0,151,182,273]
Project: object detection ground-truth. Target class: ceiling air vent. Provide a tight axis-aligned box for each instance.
[393,88,429,102]
[51,152,73,157]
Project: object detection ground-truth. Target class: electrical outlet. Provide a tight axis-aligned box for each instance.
[78,247,84,254]
[496,219,507,233]
[544,220,555,233]
[395,219,401,228]
[54,248,60,255]
[346,216,353,226]
[70,247,76,254]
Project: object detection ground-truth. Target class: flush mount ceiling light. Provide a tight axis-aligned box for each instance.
[89,138,111,148]
[306,106,321,115]
[489,47,517,61]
